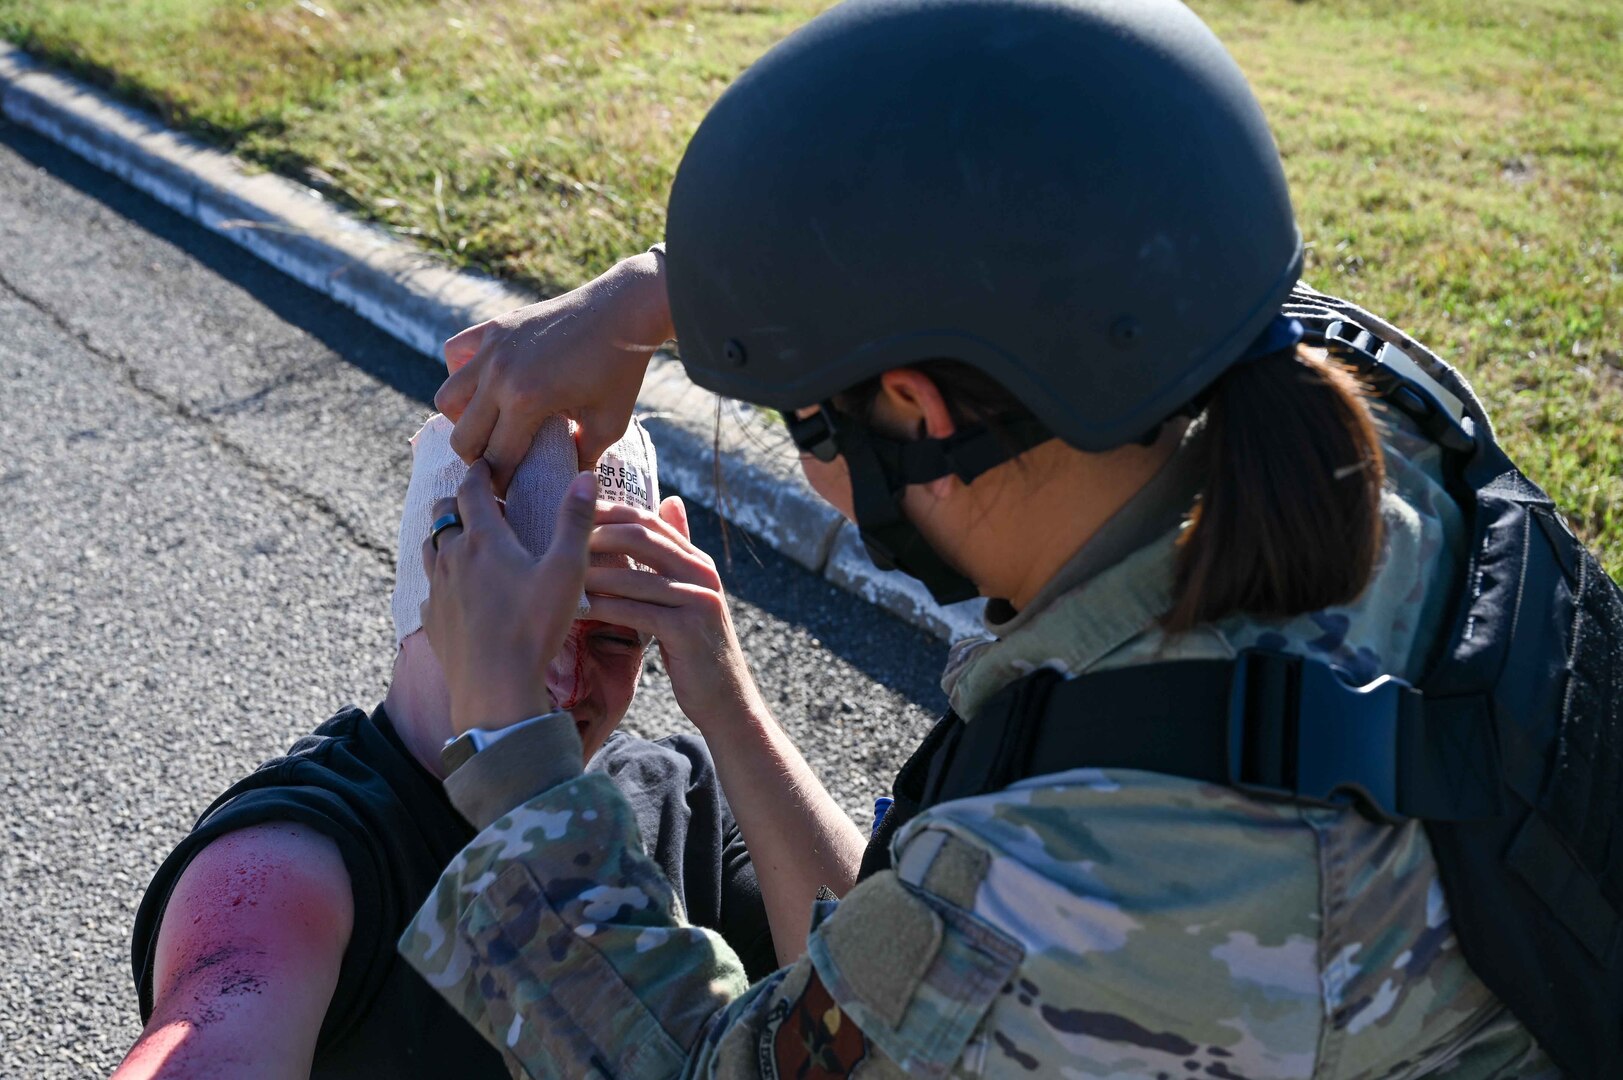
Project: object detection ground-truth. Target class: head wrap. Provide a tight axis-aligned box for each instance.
[392,413,659,707]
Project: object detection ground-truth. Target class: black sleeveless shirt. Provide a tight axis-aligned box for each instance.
[132,705,774,1078]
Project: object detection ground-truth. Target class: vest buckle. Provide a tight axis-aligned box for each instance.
[1225,649,1423,824]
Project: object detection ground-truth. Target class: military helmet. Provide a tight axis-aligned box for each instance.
[666,0,1303,452]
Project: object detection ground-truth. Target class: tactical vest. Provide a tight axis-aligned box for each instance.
[861,286,1623,1079]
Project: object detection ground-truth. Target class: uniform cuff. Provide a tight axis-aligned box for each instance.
[444,714,586,829]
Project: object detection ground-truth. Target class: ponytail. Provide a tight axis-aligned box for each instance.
[1163,345,1386,634]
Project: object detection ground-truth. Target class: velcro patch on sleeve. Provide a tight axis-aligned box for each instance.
[817,873,944,1029]
[919,834,992,909]
[808,862,1025,1080]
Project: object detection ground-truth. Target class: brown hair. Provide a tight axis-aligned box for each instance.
[1161,344,1386,633]
[837,348,1386,632]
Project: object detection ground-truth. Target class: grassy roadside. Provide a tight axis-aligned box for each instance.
[2,0,1619,570]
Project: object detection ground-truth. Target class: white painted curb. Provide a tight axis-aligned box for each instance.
[0,43,985,644]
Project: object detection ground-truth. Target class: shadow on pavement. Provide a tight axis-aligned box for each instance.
[0,122,442,408]
[2,121,953,715]
[684,503,951,714]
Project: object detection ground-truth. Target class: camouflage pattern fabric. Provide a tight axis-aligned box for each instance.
[401,324,1557,1077]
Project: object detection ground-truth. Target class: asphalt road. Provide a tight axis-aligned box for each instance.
[0,122,948,1077]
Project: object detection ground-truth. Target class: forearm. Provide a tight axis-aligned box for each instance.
[402,761,889,1080]
[115,1015,307,1080]
[402,770,751,1078]
[702,703,867,964]
[577,503,866,953]
[401,771,1003,1080]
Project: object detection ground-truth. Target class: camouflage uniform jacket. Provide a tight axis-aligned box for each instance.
[400,355,1555,1079]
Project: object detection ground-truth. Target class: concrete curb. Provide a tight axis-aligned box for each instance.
[0,43,985,644]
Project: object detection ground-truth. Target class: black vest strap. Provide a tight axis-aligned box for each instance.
[858,708,959,881]
[858,650,1504,880]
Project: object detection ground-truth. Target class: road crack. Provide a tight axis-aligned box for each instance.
[0,266,396,571]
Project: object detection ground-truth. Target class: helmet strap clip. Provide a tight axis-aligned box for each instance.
[781,401,1053,605]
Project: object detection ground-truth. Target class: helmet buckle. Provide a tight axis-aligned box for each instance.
[780,406,841,463]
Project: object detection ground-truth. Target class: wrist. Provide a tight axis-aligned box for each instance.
[450,687,557,737]
[441,712,585,827]
[610,250,675,346]
[695,684,776,739]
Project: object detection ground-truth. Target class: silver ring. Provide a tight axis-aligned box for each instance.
[429,512,463,551]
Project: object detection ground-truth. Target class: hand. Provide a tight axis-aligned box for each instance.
[436,251,674,491]
[420,461,598,735]
[582,496,768,732]
[588,500,867,961]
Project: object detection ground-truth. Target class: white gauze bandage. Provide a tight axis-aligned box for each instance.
[391,413,659,708]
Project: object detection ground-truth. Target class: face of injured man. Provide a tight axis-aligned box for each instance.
[391,413,661,760]
[559,617,645,757]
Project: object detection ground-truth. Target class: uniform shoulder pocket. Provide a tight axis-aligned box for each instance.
[808,830,1025,1079]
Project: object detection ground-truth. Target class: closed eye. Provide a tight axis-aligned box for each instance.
[588,632,643,652]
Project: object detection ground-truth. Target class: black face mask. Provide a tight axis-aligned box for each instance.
[781,403,1052,606]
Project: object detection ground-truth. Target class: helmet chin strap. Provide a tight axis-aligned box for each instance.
[827,406,1053,606]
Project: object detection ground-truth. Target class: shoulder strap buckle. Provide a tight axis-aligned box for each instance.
[1226,650,1423,824]
[1321,320,1477,455]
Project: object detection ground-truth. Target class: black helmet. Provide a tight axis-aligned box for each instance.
[665,0,1303,601]
[668,0,1302,449]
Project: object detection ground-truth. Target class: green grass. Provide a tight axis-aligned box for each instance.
[2,0,1619,572]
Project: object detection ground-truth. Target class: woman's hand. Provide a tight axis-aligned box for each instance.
[583,496,768,732]
[420,461,598,735]
[589,497,867,959]
[436,251,674,491]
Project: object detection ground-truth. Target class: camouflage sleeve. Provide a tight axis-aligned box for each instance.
[406,759,1554,1079]
[399,771,751,1078]
[399,769,1030,1079]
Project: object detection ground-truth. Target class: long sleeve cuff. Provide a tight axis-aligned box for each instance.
[444,714,586,829]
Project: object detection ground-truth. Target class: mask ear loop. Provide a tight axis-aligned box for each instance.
[837,415,982,604]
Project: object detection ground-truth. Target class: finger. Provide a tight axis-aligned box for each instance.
[547,471,599,562]
[658,495,691,543]
[571,594,667,641]
[584,566,689,608]
[575,403,638,468]
[428,498,464,554]
[421,535,439,578]
[448,380,501,465]
[455,460,508,534]
[483,406,544,497]
[594,501,700,555]
[537,471,599,597]
[589,523,713,583]
[442,323,487,378]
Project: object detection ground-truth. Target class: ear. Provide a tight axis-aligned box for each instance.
[877,369,956,439]
[877,369,958,497]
